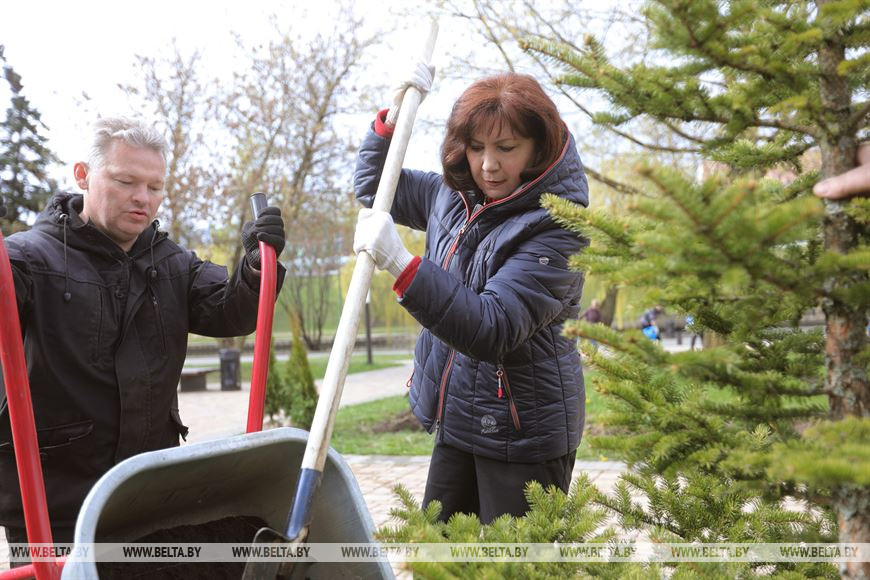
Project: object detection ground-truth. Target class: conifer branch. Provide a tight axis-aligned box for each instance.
[661,119,707,144]
[520,38,699,153]
[754,116,817,137]
[598,123,702,153]
[849,100,870,131]
[584,165,649,196]
[641,171,814,297]
[551,76,702,152]
[673,8,789,86]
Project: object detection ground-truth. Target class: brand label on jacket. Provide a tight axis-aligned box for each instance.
[481,414,499,434]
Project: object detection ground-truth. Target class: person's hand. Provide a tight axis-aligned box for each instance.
[813,143,870,200]
[387,61,435,127]
[353,208,414,278]
[242,206,285,271]
[0,195,6,219]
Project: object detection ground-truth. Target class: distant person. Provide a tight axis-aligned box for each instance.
[0,117,286,551]
[685,314,703,350]
[640,305,664,341]
[582,299,602,324]
[581,299,603,350]
[353,70,588,524]
[813,143,870,200]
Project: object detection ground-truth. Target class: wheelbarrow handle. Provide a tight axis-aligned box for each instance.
[0,232,60,580]
[246,193,278,433]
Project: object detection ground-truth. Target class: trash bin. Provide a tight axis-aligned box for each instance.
[219,348,241,391]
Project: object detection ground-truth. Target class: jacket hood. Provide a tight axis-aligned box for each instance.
[466,129,589,215]
[33,192,166,260]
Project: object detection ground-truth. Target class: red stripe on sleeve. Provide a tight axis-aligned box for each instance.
[392,256,422,298]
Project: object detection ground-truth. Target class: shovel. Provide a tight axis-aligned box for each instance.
[241,21,439,580]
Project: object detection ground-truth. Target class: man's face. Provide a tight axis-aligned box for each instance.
[75,140,165,251]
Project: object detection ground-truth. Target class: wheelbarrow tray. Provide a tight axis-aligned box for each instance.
[61,427,393,579]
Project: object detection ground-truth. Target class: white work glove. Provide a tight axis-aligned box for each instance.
[387,61,435,126]
[353,208,414,278]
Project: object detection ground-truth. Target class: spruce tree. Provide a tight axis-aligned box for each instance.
[284,310,317,430]
[264,343,289,423]
[0,45,58,233]
[522,0,867,576]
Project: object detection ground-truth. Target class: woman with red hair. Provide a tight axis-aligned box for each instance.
[354,69,589,523]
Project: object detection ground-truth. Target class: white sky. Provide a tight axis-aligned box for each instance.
[0,0,453,189]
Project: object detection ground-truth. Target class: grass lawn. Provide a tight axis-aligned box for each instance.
[329,370,622,462]
[331,394,434,456]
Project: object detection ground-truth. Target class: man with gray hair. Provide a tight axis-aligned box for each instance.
[0,116,285,549]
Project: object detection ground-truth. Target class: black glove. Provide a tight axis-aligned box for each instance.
[0,195,6,219]
[242,206,285,270]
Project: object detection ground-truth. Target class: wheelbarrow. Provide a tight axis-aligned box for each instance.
[60,427,391,579]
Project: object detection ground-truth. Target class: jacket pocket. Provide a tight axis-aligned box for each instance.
[0,419,94,454]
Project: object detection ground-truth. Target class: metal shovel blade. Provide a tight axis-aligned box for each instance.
[240,526,289,579]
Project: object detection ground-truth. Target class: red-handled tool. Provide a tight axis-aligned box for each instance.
[245,192,278,433]
[0,230,59,580]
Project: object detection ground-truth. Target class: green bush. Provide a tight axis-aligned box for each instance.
[285,311,317,430]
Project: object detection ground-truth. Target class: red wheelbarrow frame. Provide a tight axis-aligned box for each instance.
[0,198,277,579]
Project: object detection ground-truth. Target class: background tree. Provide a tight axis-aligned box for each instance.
[264,343,289,424]
[282,199,355,350]
[284,310,317,430]
[0,45,59,234]
[119,40,214,249]
[216,7,378,259]
[125,4,384,350]
[213,6,379,349]
[529,0,867,576]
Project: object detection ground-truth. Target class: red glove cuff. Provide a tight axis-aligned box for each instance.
[393,256,422,298]
[374,109,395,138]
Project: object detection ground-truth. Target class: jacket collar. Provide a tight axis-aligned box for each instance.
[462,128,590,216]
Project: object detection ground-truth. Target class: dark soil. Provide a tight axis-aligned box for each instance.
[97,515,267,580]
[368,408,424,433]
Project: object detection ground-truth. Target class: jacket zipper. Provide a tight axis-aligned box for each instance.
[434,186,540,438]
[149,287,166,350]
[497,365,522,431]
[434,350,456,439]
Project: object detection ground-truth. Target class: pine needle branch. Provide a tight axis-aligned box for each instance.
[583,165,650,196]
[849,100,870,131]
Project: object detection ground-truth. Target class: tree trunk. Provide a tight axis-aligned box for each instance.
[599,285,619,327]
[816,4,870,575]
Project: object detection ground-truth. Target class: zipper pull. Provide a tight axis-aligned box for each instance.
[496,368,503,399]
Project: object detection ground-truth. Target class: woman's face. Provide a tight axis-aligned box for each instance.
[466,122,536,200]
